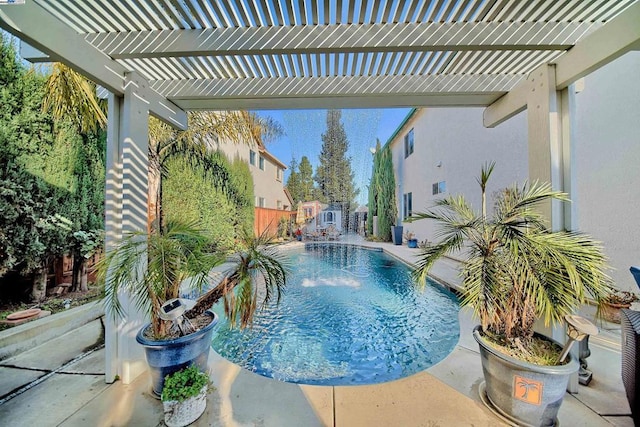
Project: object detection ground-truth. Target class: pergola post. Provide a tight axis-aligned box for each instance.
[526,64,566,230]
[525,63,580,392]
[104,73,151,384]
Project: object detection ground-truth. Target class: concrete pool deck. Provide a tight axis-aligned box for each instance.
[0,236,634,426]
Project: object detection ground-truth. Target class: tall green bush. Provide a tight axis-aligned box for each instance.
[366,141,396,241]
[0,34,106,298]
[163,151,254,251]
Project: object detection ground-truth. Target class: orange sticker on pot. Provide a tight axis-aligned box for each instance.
[513,375,543,405]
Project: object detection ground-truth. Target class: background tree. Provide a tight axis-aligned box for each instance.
[285,157,302,203]
[314,110,358,227]
[298,156,315,202]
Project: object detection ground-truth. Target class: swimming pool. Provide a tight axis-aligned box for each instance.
[211,244,460,386]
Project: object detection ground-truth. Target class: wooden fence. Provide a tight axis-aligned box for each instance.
[254,207,296,237]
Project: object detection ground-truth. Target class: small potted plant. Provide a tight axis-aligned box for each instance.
[161,365,211,427]
[404,231,418,248]
[599,290,639,323]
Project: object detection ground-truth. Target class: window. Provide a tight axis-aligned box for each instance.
[403,192,413,219]
[277,200,283,210]
[432,181,446,195]
[249,150,256,166]
[276,167,283,181]
[259,156,265,170]
[258,197,266,207]
[404,129,414,158]
[325,211,334,223]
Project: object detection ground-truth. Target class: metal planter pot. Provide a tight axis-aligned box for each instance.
[473,326,579,427]
[136,311,218,397]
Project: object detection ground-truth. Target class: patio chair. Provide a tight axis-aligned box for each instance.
[306,231,320,241]
[630,266,640,290]
[326,225,340,241]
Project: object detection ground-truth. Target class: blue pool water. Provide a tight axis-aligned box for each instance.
[211,244,460,386]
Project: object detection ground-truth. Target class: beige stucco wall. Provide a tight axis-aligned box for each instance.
[390,107,528,246]
[572,51,640,292]
[216,139,290,210]
[389,52,639,292]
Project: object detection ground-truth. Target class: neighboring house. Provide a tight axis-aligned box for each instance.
[296,200,323,229]
[216,137,292,211]
[387,51,640,291]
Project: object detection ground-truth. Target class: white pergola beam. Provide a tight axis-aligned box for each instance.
[482,78,530,128]
[484,2,640,127]
[0,1,187,130]
[171,94,506,110]
[554,1,640,89]
[155,74,523,109]
[20,41,59,63]
[88,21,598,59]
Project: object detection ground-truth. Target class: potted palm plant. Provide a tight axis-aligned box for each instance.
[599,290,639,323]
[161,364,211,427]
[98,221,287,397]
[411,162,611,426]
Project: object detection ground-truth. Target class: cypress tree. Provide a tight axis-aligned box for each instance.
[375,144,397,241]
[366,140,397,241]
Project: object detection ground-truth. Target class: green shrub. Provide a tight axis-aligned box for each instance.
[161,365,211,402]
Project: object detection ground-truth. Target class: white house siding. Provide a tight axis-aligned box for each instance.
[215,139,290,211]
[389,107,528,247]
[572,51,640,292]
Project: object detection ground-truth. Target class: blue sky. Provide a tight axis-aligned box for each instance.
[255,108,411,205]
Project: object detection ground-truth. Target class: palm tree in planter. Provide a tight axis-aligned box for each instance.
[98,221,287,396]
[411,162,611,426]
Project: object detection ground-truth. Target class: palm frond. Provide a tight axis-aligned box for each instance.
[97,220,224,338]
[411,164,610,343]
[43,63,107,133]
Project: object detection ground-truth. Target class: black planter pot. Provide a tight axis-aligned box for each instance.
[391,226,403,245]
[473,326,578,426]
[136,310,218,397]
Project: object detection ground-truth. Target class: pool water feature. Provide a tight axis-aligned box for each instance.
[211,244,460,386]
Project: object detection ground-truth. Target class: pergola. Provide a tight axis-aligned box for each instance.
[1,0,639,385]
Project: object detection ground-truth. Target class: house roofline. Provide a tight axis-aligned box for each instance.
[383,108,418,149]
[259,148,287,169]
